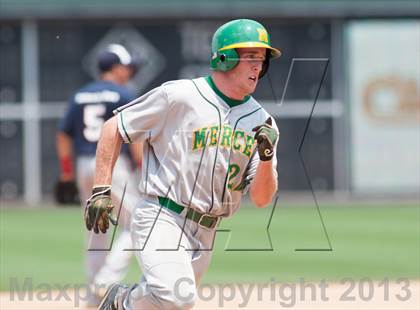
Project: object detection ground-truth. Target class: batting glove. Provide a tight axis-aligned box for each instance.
[252,117,279,161]
[54,180,79,204]
[84,186,116,234]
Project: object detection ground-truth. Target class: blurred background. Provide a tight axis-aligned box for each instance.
[0,0,419,205]
[0,0,419,204]
[0,2,419,309]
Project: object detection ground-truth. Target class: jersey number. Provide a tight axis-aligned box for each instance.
[227,164,241,190]
[83,104,106,142]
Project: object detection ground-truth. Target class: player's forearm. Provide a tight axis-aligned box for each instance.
[249,160,278,208]
[94,116,122,186]
[56,132,74,180]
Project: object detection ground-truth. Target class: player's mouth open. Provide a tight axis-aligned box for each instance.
[249,76,257,82]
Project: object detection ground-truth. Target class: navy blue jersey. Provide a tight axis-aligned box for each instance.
[59,80,136,156]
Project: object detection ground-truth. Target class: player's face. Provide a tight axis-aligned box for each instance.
[114,64,134,84]
[230,48,266,96]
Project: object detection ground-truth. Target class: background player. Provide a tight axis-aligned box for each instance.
[56,44,141,307]
[86,19,280,310]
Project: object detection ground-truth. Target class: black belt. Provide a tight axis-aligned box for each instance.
[158,197,219,229]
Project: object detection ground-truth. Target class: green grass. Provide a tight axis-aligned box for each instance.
[1,203,419,290]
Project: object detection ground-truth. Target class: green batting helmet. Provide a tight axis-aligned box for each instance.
[210,19,281,76]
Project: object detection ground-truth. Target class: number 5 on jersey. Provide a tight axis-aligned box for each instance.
[83,104,106,142]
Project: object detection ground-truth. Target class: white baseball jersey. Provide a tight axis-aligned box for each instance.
[114,76,278,217]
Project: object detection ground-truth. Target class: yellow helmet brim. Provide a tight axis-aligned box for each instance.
[219,42,281,59]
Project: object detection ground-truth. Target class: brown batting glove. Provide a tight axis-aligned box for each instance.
[84,186,116,234]
[252,117,279,161]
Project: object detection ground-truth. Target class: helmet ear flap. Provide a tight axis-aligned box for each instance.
[215,48,239,72]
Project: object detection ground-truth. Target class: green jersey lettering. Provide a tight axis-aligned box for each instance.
[232,130,244,152]
[220,125,232,148]
[209,125,219,146]
[243,134,255,157]
[192,124,255,159]
[192,127,208,151]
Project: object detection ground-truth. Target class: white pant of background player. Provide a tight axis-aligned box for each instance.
[77,154,139,305]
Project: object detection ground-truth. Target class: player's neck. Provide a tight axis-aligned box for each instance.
[211,72,248,100]
[101,72,124,85]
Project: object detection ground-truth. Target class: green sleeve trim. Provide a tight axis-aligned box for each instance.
[119,112,132,144]
[205,76,250,107]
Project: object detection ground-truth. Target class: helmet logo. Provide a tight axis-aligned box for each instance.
[257,28,268,43]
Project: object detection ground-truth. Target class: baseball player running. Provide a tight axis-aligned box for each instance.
[86,19,280,310]
[56,44,141,307]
